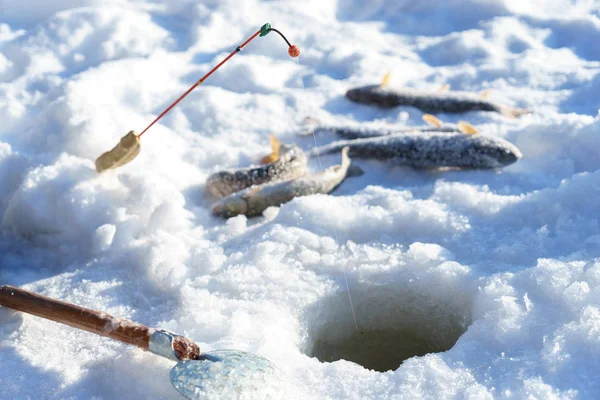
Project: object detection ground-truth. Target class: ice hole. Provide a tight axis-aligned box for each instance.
[302,282,473,372]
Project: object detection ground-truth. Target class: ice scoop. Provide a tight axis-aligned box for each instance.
[0,285,283,399]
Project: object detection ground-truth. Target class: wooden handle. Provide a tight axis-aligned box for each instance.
[0,285,153,350]
[0,285,201,360]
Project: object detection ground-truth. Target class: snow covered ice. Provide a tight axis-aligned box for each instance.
[1,0,600,399]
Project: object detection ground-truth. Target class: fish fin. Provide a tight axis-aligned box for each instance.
[346,163,365,178]
[480,89,492,98]
[380,71,391,87]
[457,121,479,135]
[500,106,533,119]
[242,186,261,200]
[422,114,443,128]
[260,135,280,164]
[438,84,450,92]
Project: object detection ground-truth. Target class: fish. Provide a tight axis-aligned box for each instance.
[212,147,351,218]
[346,84,531,118]
[206,136,307,198]
[302,114,473,140]
[309,132,522,169]
[308,123,458,139]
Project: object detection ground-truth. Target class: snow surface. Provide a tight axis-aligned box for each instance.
[1,0,600,399]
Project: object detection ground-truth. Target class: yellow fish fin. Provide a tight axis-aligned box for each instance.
[260,135,280,164]
[422,114,443,128]
[457,121,479,135]
[381,71,391,87]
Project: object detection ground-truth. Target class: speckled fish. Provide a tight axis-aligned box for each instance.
[310,132,522,169]
[206,136,307,198]
[346,85,531,118]
[308,124,456,139]
[301,115,480,140]
[212,147,351,218]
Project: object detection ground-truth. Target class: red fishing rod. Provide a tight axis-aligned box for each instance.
[96,23,300,173]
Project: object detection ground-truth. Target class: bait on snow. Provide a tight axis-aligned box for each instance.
[95,23,300,173]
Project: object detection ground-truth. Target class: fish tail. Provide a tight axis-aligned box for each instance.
[500,106,533,119]
[342,144,364,177]
[340,146,351,170]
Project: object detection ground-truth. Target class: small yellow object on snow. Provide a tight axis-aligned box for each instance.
[95,131,141,173]
[260,135,281,164]
[457,121,479,135]
[422,114,443,128]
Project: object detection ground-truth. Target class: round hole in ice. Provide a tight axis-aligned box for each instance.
[302,278,473,372]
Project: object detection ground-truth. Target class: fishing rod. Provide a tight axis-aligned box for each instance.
[96,23,300,173]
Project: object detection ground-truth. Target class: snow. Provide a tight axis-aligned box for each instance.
[1,0,599,399]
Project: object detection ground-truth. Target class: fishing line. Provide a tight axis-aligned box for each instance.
[138,24,299,139]
[295,58,359,331]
